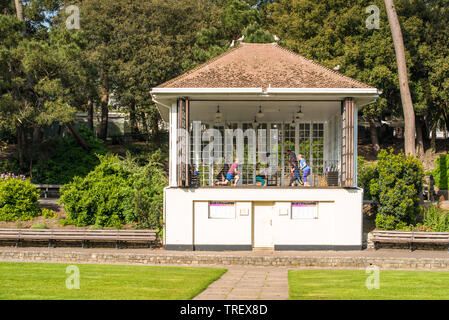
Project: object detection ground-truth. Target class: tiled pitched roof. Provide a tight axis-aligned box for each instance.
[156,42,374,89]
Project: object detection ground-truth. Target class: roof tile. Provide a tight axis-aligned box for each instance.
[157,43,373,89]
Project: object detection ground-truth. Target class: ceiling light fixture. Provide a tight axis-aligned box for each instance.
[215,105,222,121]
[295,105,304,120]
[256,105,264,119]
[253,116,259,128]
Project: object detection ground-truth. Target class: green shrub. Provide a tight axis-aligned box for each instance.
[30,223,48,229]
[32,128,108,184]
[431,154,449,190]
[370,149,424,230]
[357,156,376,200]
[374,213,397,230]
[58,218,72,226]
[127,142,169,168]
[42,208,57,219]
[59,153,167,230]
[422,206,449,232]
[0,175,40,221]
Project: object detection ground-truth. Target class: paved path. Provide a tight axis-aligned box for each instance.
[194,267,288,300]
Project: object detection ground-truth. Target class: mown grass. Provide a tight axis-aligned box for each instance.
[0,262,226,300]
[289,269,449,300]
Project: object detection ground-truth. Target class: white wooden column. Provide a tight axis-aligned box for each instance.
[281,123,285,186]
[169,102,178,187]
[353,103,358,187]
[324,120,329,169]
[341,98,355,187]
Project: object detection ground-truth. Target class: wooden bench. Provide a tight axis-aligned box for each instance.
[372,230,449,252]
[0,229,158,249]
[34,184,64,198]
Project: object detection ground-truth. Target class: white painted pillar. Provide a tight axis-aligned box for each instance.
[353,103,358,187]
[169,102,178,187]
[324,120,329,169]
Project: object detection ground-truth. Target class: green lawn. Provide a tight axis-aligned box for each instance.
[289,269,449,300]
[0,262,226,300]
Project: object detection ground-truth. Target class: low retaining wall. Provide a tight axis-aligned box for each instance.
[1,249,448,270]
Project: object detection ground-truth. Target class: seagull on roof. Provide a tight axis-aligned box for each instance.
[237,35,244,41]
[333,65,340,71]
[274,35,280,42]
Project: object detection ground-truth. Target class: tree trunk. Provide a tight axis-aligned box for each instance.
[17,125,24,167]
[384,0,416,156]
[130,102,139,136]
[369,117,380,154]
[14,0,24,21]
[99,72,109,140]
[87,99,94,131]
[395,126,403,139]
[441,108,449,139]
[415,116,424,157]
[66,122,90,151]
[32,125,41,144]
[140,112,149,134]
[431,124,437,154]
[422,116,430,144]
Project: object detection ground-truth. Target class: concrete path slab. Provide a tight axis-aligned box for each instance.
[194,267,289,300]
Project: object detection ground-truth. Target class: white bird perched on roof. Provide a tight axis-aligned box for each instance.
[274,35,280,42]
[333,65,340,71]
[237,35,244,41]
[230,40,235,47]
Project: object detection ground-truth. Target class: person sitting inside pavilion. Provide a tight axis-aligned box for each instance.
[216,158,240,186]
[255,154,270,187]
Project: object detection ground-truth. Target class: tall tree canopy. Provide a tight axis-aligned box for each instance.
[266,0,449,155]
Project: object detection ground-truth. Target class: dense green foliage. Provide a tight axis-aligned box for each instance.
[59,154,167,230]
[358,150,424,230]
[421,206,449,232]
[357,156,376,200]
[371,150,424,230]
[31,128,108,184]
[243,22,274,43]
[267,0,449,136]
[1,0,449,163]
[0,175,40,221]
[0,14,85,151]
[431,154,449,190]
[0,159,21,176]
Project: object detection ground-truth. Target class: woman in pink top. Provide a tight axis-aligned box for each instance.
[225,158,240,186]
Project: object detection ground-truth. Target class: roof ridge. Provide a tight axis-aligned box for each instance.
[157,43,242,88]
[272,43,374,89]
